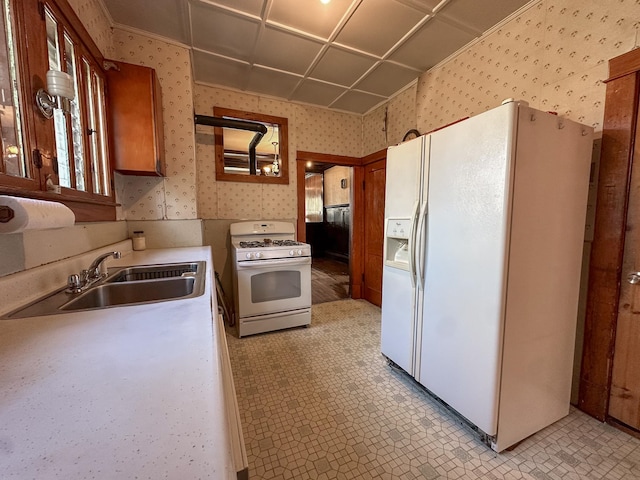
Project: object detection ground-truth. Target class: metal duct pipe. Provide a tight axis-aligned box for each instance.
[194,114,268,175]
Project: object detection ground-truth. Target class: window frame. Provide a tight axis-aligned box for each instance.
[0,0,116,221]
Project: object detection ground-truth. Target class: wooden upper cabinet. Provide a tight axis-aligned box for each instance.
[105,60,165,176]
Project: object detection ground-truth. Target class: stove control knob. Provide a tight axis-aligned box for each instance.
[255,252,263,259]
[297,249,303,256]
[246,252,253,259]
[289,250,295,256]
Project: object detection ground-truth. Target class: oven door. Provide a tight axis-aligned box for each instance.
[236,256,311,318]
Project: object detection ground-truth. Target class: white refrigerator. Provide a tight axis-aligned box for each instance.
[381,101,593,452]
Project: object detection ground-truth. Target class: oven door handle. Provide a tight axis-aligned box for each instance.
[236,257,311,268]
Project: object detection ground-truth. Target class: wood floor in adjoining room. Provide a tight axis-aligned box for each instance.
[311,257,349,304]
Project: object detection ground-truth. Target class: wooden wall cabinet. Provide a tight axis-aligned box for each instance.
[106,60,165,176]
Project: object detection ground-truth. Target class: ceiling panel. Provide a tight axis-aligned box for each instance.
[105,0,537,114]
[104,0,190,43]
[334,0,426,56]
[290,79,347,106]
[191,3,260,61]
[246,67,302,98]
[330,90,385,114]
[308,47,376,86]
[389,18,476,72]
[192,50,251,90]
[355,62,419,97]
[268,0,353,38]
[253,27,324,74]
[439,0,530,33]
[194,0,266,17]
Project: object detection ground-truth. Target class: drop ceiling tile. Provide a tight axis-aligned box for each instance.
[104,0,190,43]
[354,61,418,97]
[193,0,266,17]
[395,0,440,13]
[253,27,324,74]
[191,2,260,60]
[389,18,476,71]
[246,67,302,99]
[309,47,376,86]
[330,90,385,114]
[192,50,251,89]
[439,0,530,33]
[269,0,354,38]
[335,0,426,56]
[290,79,347,106]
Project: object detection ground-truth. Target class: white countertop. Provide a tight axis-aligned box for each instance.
[0,247,238,479]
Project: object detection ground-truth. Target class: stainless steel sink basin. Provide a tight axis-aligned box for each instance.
[61,277,197,311]
[2,261,206,319]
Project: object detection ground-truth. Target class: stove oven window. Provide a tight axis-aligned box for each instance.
[251,271,301,303]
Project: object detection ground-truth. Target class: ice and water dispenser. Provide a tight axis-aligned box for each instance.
[385,218,411,269]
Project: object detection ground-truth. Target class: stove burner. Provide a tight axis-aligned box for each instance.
[238,239,304,248]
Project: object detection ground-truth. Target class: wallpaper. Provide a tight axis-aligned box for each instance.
[112,29,197,220]
[194,84,362,221]
[66,0,114,57]
[416,0,640,134]
[362,83,417,156]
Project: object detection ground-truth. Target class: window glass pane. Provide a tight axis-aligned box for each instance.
[45,10,71,188]
[0,0,26,177]
[95,75,110,195]
[84,59,101,194]
[64,33,85,191]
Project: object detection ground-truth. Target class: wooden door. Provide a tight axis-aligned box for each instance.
[608,106,640,430]
[580,48,640,434]
[362,159,386,307]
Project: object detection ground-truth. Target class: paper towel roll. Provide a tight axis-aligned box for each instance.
[0,196,75,234]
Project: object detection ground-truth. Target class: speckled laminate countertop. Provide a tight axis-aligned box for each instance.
[0,247,239,479]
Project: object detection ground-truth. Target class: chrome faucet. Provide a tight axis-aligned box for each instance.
[67,251,121,293]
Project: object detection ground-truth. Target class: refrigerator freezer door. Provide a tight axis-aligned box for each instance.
[381,136,425,375]
[381,265,417,374]
[417,103,518,436]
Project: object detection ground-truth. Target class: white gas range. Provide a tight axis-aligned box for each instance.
[230,221,312,337]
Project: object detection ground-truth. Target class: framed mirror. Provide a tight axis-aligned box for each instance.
[214,107,289,184]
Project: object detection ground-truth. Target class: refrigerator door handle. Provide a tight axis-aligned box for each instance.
[416,201,428,289]
[408,200,420,286]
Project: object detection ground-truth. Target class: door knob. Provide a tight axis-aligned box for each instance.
[627,272,640,284]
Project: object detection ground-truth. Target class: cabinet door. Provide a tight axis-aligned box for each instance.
[106,61,165,176]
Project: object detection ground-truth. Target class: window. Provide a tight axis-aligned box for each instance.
[213,107,289,185]
[0,0,27,182]
[0,0,115,221]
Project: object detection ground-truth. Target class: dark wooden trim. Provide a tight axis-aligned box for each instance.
[607,48,640,83]
[361,149,386,166]
[351,165,364,299]
[606,416,640,441]
[297,151,362,167]
[579,53,640,420]
[0,186,118,221]
[296,159,306,242]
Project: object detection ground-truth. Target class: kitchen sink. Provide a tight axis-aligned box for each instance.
[61,277,198,310]
[2,261,206,319]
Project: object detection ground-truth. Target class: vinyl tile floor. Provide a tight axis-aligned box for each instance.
[226,299,640,480]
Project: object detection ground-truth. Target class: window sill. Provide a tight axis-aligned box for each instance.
[0,186,118,222]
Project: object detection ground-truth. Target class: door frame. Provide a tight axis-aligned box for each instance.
[579,47,640,435]
[297,149,386,300]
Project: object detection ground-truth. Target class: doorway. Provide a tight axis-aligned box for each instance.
[296,150,387,307]
[304,163,352,304]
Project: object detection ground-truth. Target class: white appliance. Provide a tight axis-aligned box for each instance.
[381,101,593,452]
[230,221,312,337]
